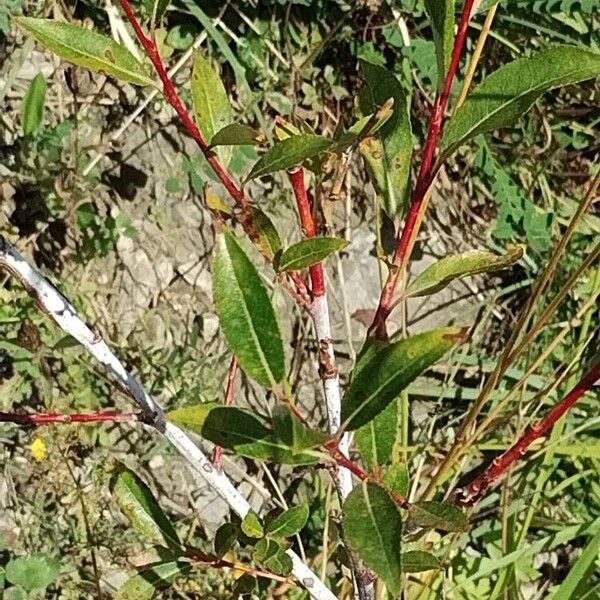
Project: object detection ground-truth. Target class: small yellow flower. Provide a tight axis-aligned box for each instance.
[31,437,48,461]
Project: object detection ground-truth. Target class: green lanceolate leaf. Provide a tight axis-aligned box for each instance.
[111,463,180,548]
[402,550,441,573]
[191,51,233,166]
[167,404,325,465]
[22,72,46,136]
[240,207,282,261]
[410,500,467,532]
[266,504,309,538]
[405,245,524,298]
[241,512,264,538]
[213,230,285,389]
[115,561,190,600]
[150,0,170,23]
[214,522,238,558]
[424,0,456,90]
[276,237,348,272]
[358,61,412,217]
[271,404,330,454]
[211,123,262,147]
[343,482,402,596]
[342,327,466,430]
[441,45,600,157]
[248,134,332,179]
[355,397,400,471]
[16,18,154,86]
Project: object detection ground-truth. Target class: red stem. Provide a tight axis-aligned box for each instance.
[369,0,476,339]
[212,355,238,465]
[455,360,600,505]
[324,440,410,508]
[117,0,248,209]
[0,411,140,425]
[288,167,326,297]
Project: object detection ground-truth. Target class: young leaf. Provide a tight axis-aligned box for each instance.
[343,482,402,596]
[271,404,330,454]
[402,550,441,573]
[21,72,46,136]
[410,500,467,532]
[240,207,282,261]
[342,327,466,430]
[115,561,190,600]
[248,134,331,179]
[405,245,524,298]
[111,463,180,548]
[211,123,262,147]
[15,18,154,87]
[253,538,293,575]
[424,0,456,90]
[266,504,309,538]
[355,397,400,471]
[383,463,410,498]
[276,237,348,272]
[441,45,600,157]
[241,512,264,539]
[213,230,285,389]
[167,404,324,465]
[357,61,412,217]
[5,554,59,592]
[191,51,233,166]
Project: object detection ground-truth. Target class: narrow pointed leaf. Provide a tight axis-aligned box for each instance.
[214,522,238,558]
[272,404,330,453]
[111,464,180,548]
[405,245,524,298]
[424,0,456,90]
[276,237,348,272]
[248,134,331,179]
[441,45,600,156]
[266,504,309,538]
[16,18,154,86]
[358,61,412,217]
[342,327,466,430]
[213,230,285,388]
[167,404,324,465]
[22,73,46,136]
[150,0,170,23]
[241,207,282,261]
[211,123,262,147]
[191,51,233,166]
[115,561,190,600]
[355,397,400,471]
[343,482,402,596]
[402,550,441,573]
[410,500,467,532]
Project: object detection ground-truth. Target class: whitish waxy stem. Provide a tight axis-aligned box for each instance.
[0,236,336,600]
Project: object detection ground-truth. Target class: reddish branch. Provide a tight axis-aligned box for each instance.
[369,0,477,339]
[117,0,248,210]
[455,360,600,505]
[288,167,325,297]
[212,355,238,465]
[0,411,141,425]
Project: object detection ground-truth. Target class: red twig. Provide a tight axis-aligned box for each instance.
[324,440,410,508]
[369,0,477,339]
[0,411,141,425]
[117,0,248,210]
[455,360,600,505]
[288,167,325,297]
[212,355,238,465]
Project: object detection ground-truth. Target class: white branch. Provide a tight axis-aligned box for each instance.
[0,237,336,600]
